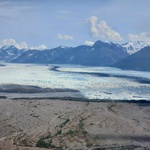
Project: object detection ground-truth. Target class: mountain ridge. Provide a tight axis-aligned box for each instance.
[113,46,150,71]
[0,40,150,71]
[0,46,25,62]
[10,40,128,66]
[122,41,150,54]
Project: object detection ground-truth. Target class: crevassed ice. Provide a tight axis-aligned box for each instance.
[0,63,150,100]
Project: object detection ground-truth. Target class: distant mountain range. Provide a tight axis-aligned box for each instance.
[10,40,128,66]
[0,40,150,71]
[122,41,149,54]
[0,46,25,62]
[113,46,150,71]
[11,46,71,64]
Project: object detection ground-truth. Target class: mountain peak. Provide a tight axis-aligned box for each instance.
[93,40,105,46]
[1,45,19,51]
[92,40,114,48]
[113,46,150,71]
[122,41,150,55]
[0,45,24,62]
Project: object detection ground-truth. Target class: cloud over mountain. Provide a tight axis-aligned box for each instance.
[84,40,94,46]
[87,16,123,42]
[30,45,47,50]
[57,34,74,40]
[0,39,47,50]
[128,32,150,44]
[1,39,28,49]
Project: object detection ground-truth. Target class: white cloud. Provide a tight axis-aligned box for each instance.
[2,39,16,46]
[128,32,150,42]
[84,40,94,46]
[0,39,47,50]
[87,16,123,42]
[1,39,28,49]
[30,45,47,50]
[16,42,28,49]
[57,34,74,40]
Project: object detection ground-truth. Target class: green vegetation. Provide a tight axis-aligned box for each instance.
[36,139,52,148]
[21,139,29,146]
[60,118,70,128]
[36,116,90,148]
[36,134,52,148]
[67,129,74,135]
[66,117,88,138]
[63,119,70,125]
[56,129,62,135]
[82,130,88,135]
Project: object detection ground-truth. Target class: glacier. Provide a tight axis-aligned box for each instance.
[0,63,150,100]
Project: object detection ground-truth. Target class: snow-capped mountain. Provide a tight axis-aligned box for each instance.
[122,41,150,54]
[56,40,128,66]
[0,45,25,62]
[1,40,150,71]
[11,46,71,64]
[11,40,128,66]
[113,46,150,71]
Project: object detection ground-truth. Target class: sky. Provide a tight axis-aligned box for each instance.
[0,0,150,49]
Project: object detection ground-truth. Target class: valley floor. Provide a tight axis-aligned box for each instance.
[0,99,150,150]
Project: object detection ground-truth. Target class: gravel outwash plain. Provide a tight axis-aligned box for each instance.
[0,99,150,150]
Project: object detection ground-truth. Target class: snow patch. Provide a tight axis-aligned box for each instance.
[122,41,150,54]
